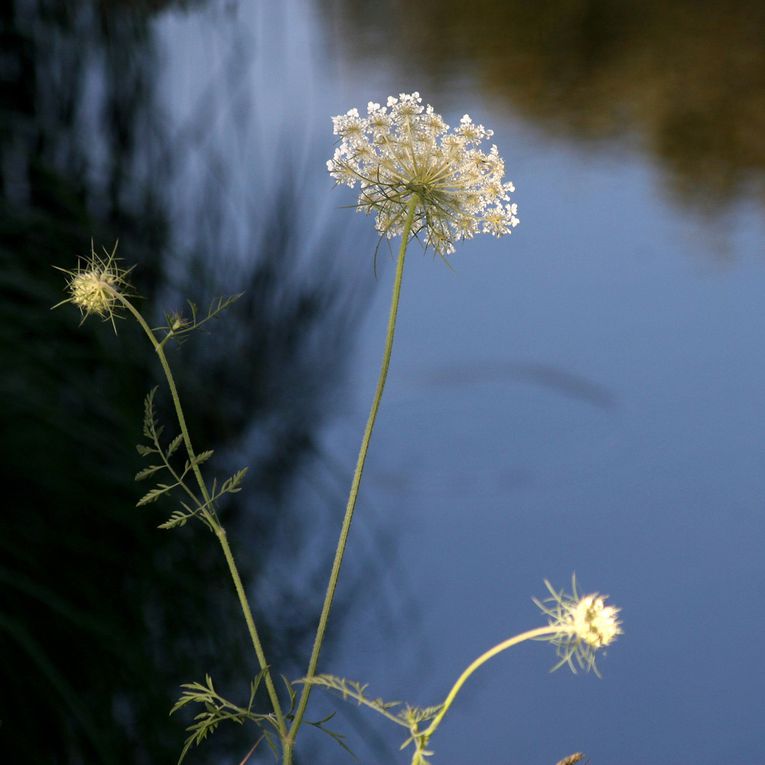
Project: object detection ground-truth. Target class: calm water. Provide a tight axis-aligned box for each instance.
[154,1,765,763]
[8,1,763,763]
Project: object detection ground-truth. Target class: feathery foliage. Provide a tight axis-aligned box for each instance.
[134,386,248,531]
[171,672,277,764]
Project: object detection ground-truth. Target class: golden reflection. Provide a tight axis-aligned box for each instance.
[322,0,765,209]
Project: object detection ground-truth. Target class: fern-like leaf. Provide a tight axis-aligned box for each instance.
[171,674,278,764]
[248,669,266,712]
[298,675,407,727]
[221,466,248,495]
[135,465,164,481]
[402,704,443,725]
[158,511,191,530]
[166,433,184,458]
[158,501,206,530]
[136,483,175,507]
[185,450,214,471]
[281,675,297,715]
[143,386,159,440]
[160,293,244,346]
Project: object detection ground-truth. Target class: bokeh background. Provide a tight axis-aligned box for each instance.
[2,1,765,764]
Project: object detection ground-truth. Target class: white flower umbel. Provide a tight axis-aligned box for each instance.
[534,578,623,675]
[327,92,519,255]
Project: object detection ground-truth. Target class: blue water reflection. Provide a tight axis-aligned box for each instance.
[176,1,765,762]
[13,0,762,761]
[302,2,765,762]
[322,138,765,763]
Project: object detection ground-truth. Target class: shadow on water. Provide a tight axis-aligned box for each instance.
[0,2,375,763]
[321,0,765,212]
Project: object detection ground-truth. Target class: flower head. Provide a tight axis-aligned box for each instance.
[327,92,519,256]
[534,577,622,675]
[53,241,133,332]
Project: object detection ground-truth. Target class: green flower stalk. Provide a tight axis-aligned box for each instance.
[286,93,520,764]
[55,243,288,754]
[421,579,622,753]
[304,579,621,765]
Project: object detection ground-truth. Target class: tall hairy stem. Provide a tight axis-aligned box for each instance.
[285,196,420,763]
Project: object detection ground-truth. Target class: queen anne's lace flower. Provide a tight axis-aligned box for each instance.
[53,242,132,330]
[327,92,519,256]
[534,578,622,675]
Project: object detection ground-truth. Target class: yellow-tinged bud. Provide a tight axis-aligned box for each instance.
[53,241,133,332]
[534,576,622,675]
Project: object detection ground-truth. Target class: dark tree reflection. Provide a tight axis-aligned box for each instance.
[322,0,765,210]
[0,2,365,763]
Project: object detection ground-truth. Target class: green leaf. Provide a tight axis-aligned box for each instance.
[248,669,266,711]
[166,433,184,458]
[158,511,189,530]
[135,465,163,481]
[184,451,214,474]
[158,502,204,530]
[298,675,408,727]
[170,674,274,765]
[208,292,243,319]
[142,386,159,440]
[161,293,244,347]
[136,483,174,507]
[221,467,248,495]
[281,675,296,714]
[136,444,156,457]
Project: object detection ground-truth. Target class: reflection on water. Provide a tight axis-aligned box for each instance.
[0,2,365,763]
[5,1,765,763]
[323,0,765,210]
[311,3,765,764]
[426,362,615,409]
